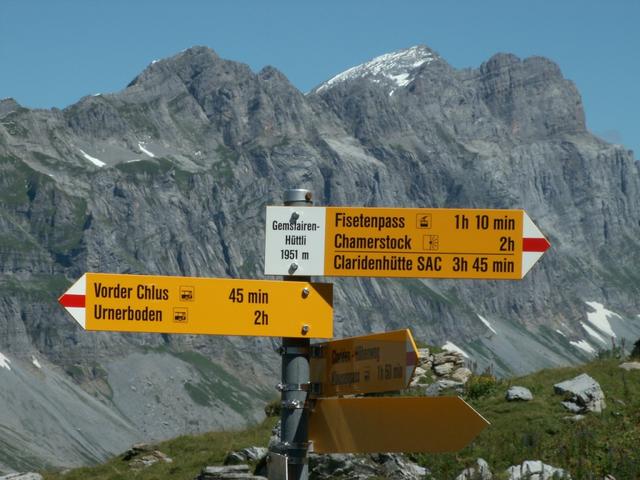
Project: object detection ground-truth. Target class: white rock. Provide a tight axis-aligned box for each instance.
[409,366,428,387]
[619,361,640,371]
[416,347,430,365]
[451,367,472,384]
[554,373,606,413]
[506,460,570,479]
[563,415,585,422]
[433,352,461,365]
[506,386,533,401]
[456,458,492,479]
[434,362,455,376]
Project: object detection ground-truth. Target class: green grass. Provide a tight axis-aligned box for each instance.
[418,357,640,479]
[38,356,640,479]
[41,418,276,480]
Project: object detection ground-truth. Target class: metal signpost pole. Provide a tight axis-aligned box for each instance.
[278,188,313,480]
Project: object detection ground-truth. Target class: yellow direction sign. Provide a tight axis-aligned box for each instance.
[264,206,551,279]
[58,273,333,338]
[309,396,489,453]
[310,329,418,397]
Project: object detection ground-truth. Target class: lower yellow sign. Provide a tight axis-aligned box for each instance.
[309,396,489,453]
[310,329,418,397]
[59,273,333,338]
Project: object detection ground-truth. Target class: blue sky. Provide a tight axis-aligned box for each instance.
[1,1,638,156]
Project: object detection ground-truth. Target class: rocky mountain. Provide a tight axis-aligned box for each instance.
[1,45,639,472]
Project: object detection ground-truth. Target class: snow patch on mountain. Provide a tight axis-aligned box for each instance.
[570,340,596,354]
[138,142,155,158]
[32,356,41,369]
[556,329,567,337]
[477,314,497,334]
[581,322,607,344]
[585,301,620,337]
[79,149,106,167]
[0,352,11,371]
[315,45,437,94]
[442,341,469,358]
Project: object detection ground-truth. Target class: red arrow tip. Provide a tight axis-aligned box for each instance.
[523,237,551,253]
[407,351,418,367]
[59,294,85,308]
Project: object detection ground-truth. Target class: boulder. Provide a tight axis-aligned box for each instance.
[308,453,379,479]
[308,453,426,479]
[197,465,266,479]
[373,453,428,479]
[554,373,606,413]
[121,443,173,469]
[224,447,268,465]
[424,379,464,396]
[506,460,570,479]
[416,348,430,366]
[560,401,583,414]
[433,352,464,366]
[409,366,429,387]
[456,458,492,479]
[506,386,533,401]
[434,362,455,376]
[451,367,472,384]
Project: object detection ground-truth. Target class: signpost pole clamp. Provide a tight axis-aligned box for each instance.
[281,399,308,410]
[277,383,312,392]
[276,346,309,356]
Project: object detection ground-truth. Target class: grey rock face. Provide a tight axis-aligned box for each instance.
[224,447,268,465]
[506,386,533,401]
[423,378,465,397]
[308,453,426,480]
[451,367,473,383]
[198,465,265,479]
[434,362,455,376]
[554,373,606,413]
[309,453,379,479]
[1,44,640,471]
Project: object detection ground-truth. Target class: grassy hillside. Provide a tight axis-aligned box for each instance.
[42,355,640,480]
[419,355,640,479]
[42,420,276,480]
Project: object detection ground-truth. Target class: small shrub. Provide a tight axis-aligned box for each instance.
[465,374,498,400]
[264,399,280,417]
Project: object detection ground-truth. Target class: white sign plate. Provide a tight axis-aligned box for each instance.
[264,206,326,276]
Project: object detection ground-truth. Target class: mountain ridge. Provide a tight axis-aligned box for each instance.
[0,44,639,473]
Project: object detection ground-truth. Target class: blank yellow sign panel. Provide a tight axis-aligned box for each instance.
[309,396,489,453]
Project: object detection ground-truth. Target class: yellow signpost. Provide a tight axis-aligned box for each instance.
[264,206,551,279]
[59,273,333,338]
[310,329,418,397]
[57,192,549,479]
[308,396,489,453]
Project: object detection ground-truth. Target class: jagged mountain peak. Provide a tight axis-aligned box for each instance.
[0,97,22,118]
[313,45,440,94]
[127,46,224,88]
